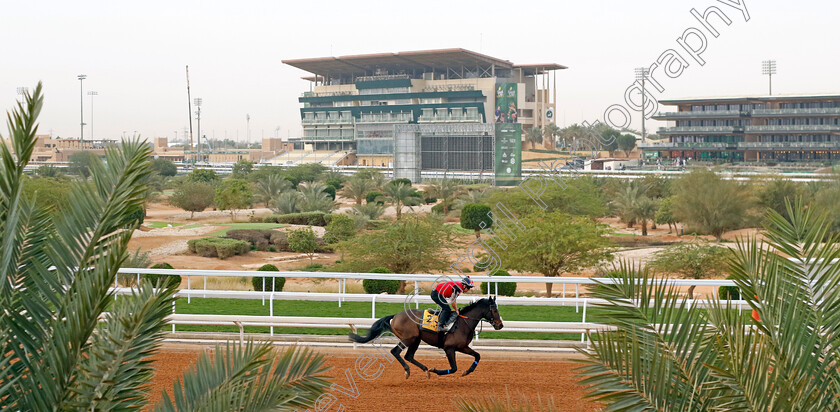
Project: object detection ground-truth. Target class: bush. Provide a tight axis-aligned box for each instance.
[251,264,285,292]
[187,237,249,259]
[424,197,437,204]
[719,276,741,300]
[301,263,325,272]
[479,269,516,296]
[365,219,388,229]
[143,262,181,288]
[365,191,384,205]
[263,212,330,226]
[324,214,356,244]
[323,185,336,200]
[362,267,399,294]
[270,231,290,251]
[226,229,274,251]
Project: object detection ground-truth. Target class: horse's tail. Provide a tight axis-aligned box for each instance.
[349,315,394,343]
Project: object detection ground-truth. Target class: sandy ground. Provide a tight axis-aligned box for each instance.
[148,345,599,411]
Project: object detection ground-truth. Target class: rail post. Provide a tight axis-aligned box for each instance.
[270,292,274,336]
[371,295,376,319]
[171,300,176,333]
[187,276,191,303]
[581,299,588,343]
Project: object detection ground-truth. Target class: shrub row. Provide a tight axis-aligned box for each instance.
[188,237,249,259]
[263,212,331,226]
[226,229,274,251]
[143,262,182,288]
[479,270,517,296]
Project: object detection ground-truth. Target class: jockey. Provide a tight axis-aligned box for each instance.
[431,277,474,332]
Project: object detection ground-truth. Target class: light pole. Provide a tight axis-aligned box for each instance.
[194,98,202,161]
[246,114,251,147]
[16,87,28,104]
[87,91,98,141]
[762,60,777,95]
[77,74,87,141]
[634,67,650,143]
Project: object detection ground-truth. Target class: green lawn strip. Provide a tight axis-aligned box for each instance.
[206,223,288,237]
[146,221,185,229]
[169,297,602,340]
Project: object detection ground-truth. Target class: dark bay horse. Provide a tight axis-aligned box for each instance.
[349,296,503,378]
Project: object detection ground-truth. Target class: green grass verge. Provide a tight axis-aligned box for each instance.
[165,297,603,340]
[608,232,638,237]
[206,223,288,237]
[146,221,185,229]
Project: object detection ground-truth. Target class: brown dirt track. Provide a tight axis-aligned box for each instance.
[150,345,599,411]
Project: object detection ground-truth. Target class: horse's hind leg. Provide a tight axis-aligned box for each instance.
[390,342,411,379]
[458,346,480,376]
[403,338,430,378]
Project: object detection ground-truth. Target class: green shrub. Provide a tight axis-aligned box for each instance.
[187,237,249,259]
[226,229,273,251]
[262,212,329,226]
[270,231,290,251]
[365,191,384,205]
[424,197,437,204]
[362,267,399,294]
[251,264,285,291]
[323,185,336,200]
[365,219,388,229]
[431,203,444,214]
[479,269,516,296]
[301,263,325,272]
[389,178,412,187]
[719,276,741,300]
[143,262,181,288]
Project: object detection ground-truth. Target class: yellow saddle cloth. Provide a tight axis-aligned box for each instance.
[421,309,440,332]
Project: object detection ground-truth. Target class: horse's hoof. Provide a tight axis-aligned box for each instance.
[405,372,410,380]
[462,371,469,377]
[425,370,431,379]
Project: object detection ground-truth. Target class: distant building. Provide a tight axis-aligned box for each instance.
[643,94,840,162]
[283,48,565,183]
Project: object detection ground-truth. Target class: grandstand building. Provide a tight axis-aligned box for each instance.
[642,94,840,162]
[282,48,565,179]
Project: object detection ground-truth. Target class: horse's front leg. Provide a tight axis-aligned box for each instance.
[431,347,458,376]
[458,346,480,376]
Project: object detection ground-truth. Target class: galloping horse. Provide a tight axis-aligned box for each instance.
[349,296,503,378]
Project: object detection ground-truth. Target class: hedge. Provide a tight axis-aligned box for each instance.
[479,270,516,296]
[251,264,285,292]
[365,191,384,205]
[263,212,330,226]
[362,267,399,294]
[226,229,273,251]
[187,237,249,259]
[143,262,181,288]
[719,276,741,300]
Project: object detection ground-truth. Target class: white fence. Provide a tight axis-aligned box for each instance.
[114,269,751,344]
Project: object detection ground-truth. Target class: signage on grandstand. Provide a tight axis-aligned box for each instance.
[495,123,522,186]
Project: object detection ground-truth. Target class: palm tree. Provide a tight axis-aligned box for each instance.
[610,182,645,228]
[578,200,840,411]
[352,202,385,220]
[452,188,490,212]
[384,182,421,219]
[426,178,462,215]
[543,123,561,151]
[632,196,658,236]
[297,183,335,213]
[271,191,302,214]
[340,177,373,205]
[255,174,292,205]
[525,126,543,150]
[0,84,329,410]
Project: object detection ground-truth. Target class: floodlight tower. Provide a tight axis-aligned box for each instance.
[762,60,777,95]
[77,74,87,141]
[16,87,28,104]
[635,67,650,142]
[194,98,202,161]
[87,91,98,141]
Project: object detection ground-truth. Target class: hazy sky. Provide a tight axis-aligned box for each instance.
[1,0,837,142]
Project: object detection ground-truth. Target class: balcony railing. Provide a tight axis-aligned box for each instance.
[357,112,413,123]
[745,125,840,133]
[751,108,840,116]
[658,126,744,134]
[356,74,410,82]
[301,91,358,98]
[738,141,840,149]
[653,110,745,118]
[639,142,730,149]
